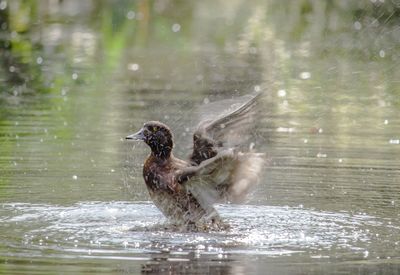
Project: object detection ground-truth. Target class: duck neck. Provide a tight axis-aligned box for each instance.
[150,144,172,160]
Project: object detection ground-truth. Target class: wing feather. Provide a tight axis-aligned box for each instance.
[177,150,264,209]
[190,92,261,165]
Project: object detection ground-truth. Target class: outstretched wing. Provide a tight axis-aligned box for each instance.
[176,149,264,207]
[189,92,261,165]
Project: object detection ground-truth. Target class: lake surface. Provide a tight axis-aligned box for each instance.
[1,1,400,274]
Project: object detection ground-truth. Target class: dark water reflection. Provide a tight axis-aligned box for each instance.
[1,0,400,274]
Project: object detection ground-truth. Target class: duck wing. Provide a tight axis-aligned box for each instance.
[189,92,261,165]
[177,149,264,206]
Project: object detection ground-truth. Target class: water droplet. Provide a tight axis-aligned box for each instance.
[203,97,210,104]
[354,21,362,30]
[338,158,343,163]
[384,119,388,125]
[0,1,7,10]
[72,73,78,80]
[126,11,135,20]
[276,127,295,133]
[127,63,139,71]
[389,139,399,144]
[172,23,181,32]
[11,31,17,39]
[254,85,261,92]
[277,89,286,97]
[196,244,205,250]
[72,175,78,180]
[363,250,369,258]
[303,139,308,143]
[36,56,43,64]
[379,50,385,58]
[299,71,311,80]
[9,65,15,72]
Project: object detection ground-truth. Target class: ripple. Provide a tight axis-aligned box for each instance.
[0,201,391,261]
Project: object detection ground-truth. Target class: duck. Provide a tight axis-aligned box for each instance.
[126,92,264,231]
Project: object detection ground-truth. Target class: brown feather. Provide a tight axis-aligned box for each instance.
[127,92,264,231]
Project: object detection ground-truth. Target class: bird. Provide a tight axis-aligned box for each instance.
[126,92,264,231]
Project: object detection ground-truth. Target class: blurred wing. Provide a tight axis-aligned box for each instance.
[178,150,264,209]
[190,92,261,165]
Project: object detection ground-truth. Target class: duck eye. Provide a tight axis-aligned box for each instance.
[143,128,150,135]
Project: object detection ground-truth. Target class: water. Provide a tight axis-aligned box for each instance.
[1,1,400,274]
[0,202,395,274]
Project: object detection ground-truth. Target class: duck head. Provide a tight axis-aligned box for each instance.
[126,121,173,158]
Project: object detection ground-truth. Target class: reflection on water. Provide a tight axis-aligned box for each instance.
[1,0,400,274]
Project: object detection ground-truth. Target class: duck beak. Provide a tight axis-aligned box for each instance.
[126,128,145,141]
